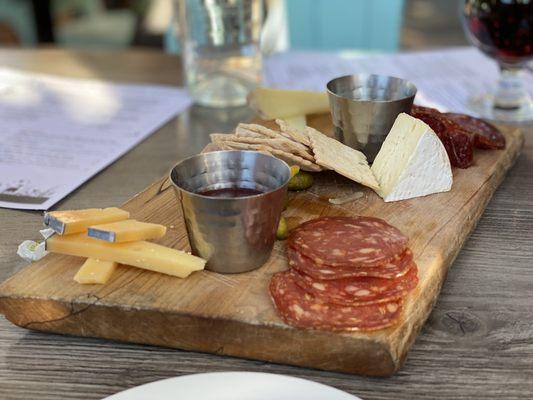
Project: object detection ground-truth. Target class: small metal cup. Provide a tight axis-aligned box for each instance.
[327,74,417,162]
[170,150,290,274]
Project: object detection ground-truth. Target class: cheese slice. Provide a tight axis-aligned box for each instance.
[74,258,117,284]
[371,113,453,202]
[283,114,307,129]
[46,234,205,278]
[44,207,129,235]
[248,87,329,119]
[88,219,167,243]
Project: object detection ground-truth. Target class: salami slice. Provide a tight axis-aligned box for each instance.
[287,246,413,280]
[412,105,440,115]
[411,108,474,168]
[288,217,408,268]
[445,112,506,150]
[269,271,403,331]
[292,263,418,306]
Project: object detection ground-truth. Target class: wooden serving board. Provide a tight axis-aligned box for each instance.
[0,115,524,377]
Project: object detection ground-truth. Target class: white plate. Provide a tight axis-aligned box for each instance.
[104,371,362,400]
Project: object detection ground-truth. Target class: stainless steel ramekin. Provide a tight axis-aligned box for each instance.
[327,74,417,162]
[170,150,290,274]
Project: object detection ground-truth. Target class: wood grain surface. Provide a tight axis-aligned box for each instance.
[0,49,532,400]
[0,109,524,377]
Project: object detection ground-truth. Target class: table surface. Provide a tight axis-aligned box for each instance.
[0,48,532,400]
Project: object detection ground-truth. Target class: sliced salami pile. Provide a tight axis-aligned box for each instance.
[269,217,419,331]
[411,105,505,169]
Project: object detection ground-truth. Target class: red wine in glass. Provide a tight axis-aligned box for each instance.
[462,0,533,122]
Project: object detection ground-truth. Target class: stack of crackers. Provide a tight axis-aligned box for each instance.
[209,119,380,191]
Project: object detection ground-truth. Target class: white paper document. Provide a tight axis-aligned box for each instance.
[264,47,533,114]
[0,68,191,210]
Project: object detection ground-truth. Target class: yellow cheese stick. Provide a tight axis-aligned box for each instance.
[44,207,129,235]
[46,233,205,278]
[74,258,117,284]
[88,219,167,243]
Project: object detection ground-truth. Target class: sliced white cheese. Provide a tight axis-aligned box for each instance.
[371,113,453,202]
[248,87,329,119]
[283,114,307,129]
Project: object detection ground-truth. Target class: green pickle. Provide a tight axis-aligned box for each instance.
[276,217,289,240]
[288,171,314,191]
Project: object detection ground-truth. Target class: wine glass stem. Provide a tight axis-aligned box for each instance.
[494,64,530,110]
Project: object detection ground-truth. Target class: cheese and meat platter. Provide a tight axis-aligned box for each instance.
[0,85,524,377]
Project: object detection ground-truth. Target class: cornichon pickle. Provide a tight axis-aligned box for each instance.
[276,217,288,240]
[288,171,314,191]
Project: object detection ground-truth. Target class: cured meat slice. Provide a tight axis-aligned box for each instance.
[288,217,408,268]
[292,263,418,306]
[411,108,474,168]
[411,105,440,115]
[445,112,506,150]
[269,271,402,331]
[287,246,413,280]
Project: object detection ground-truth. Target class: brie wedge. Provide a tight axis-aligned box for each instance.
[371,113,453,202]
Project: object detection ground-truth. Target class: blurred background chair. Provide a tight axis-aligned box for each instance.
[0,0,143,48]
[0,0,39,46]
[52,0,138,48]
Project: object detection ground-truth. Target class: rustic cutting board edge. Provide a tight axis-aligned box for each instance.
[0,296,400,377]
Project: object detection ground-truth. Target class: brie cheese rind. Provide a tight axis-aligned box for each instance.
[371,113,453,202]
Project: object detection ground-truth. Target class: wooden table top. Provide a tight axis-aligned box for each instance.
[0,48,531,400]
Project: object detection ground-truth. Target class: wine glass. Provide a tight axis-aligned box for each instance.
[461,0,533,123]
